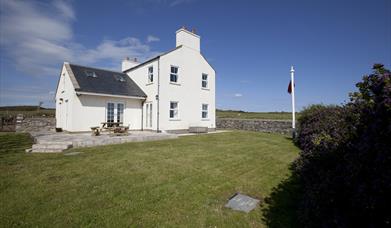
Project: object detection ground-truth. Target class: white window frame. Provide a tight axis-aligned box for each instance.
[145,103,153,128]
[106,102,115,123]
[170,65,179,83]
[202,104,208,119]
[106,102,125,124]
[148,66,153,83]
[202,73,208,89]
[116,103,124,123]
[169,101,179,119]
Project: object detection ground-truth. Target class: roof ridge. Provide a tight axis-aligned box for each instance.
[68,63,125,74]
[124,45,183,73]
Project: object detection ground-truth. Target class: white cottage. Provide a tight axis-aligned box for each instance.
[55,28,216,133]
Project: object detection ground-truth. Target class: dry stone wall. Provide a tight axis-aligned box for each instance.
[216,118,292,134]
[16,117,56,132]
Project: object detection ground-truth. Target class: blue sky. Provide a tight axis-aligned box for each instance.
[0,0,390,111]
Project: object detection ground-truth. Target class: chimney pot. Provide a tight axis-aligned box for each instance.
[191,28,196,34]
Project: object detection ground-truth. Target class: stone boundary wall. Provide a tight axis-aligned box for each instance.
[216,118,292,134]
[16,117,56,132]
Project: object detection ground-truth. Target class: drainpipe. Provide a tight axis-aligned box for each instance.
[156,58,161,133]
[141,99,145,131]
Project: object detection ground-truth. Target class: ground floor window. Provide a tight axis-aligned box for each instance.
[170,101,178,119]
[202,104,208,119]
[106,102,124,124]
[117,103,124,123]
[107,103,115,123]
[146,103,152,128]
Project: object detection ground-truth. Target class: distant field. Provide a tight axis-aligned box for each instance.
[1,106,297,120]
[217,110,298,120]
[0,106,55,117]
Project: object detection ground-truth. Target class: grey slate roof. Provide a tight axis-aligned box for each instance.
[68,64,147,98]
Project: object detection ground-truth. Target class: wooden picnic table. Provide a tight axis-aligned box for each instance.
[100,122,123,129]
[91,122,129,136]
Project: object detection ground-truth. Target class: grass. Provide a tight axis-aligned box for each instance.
[216,110,299,120]
[0,106,55,118]
[0,131,300,227]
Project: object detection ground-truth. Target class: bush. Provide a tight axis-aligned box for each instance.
[293,64,391,227]
[295,104,352,152]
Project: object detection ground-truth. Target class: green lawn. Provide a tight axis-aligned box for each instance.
[216,110,299,120]
[0,131,299,227]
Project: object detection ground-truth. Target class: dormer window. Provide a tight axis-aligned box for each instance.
[170,66,178,83]
[85,70,97,78]
[148,66,153,83]
[114,74,125,82]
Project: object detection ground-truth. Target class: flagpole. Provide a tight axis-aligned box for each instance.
[290,66,296,137]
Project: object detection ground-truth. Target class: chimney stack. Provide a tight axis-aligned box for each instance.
[176,26,200,52]
[122,57,140,72]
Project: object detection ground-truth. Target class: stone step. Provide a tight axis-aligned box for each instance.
[31,143,73,153]
[31,148,65,153]
[35,140,73,145]
[32,144,72,150]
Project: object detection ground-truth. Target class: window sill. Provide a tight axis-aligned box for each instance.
[201,119,210,121]
[169,119,181,121]
[170,82,181,86]
[201,88,210,91]
[146,82,154,86]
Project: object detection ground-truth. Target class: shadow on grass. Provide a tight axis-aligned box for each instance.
[261,173,302,228]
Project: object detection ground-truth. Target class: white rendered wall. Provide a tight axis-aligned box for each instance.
[55,64,75,131]
[126,47,215,132]
[69,95,143,132]
[158,46,215,131]
[126,59,159,130]
[55,64,143,132]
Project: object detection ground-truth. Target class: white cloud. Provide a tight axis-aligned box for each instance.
[234,93,243,97]
[147,35,160,43]
[0,0,159,76]
[53,0,75,20]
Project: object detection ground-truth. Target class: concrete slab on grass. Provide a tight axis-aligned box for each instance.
[225,193,260,213]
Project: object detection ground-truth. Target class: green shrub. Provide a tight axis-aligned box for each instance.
[293,64,391,227]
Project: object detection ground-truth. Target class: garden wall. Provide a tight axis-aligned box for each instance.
[216,118,292,134]
[16,117,56,132]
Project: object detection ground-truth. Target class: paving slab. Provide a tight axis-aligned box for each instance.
[31,131,178,152]
[225,193,260,213]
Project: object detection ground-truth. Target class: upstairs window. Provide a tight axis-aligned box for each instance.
[148,66,153,83]
[169,101,178,119]
[202,104,208,119]
[85,70,97,78]
[170,66,178,83]
[202,73,208,88]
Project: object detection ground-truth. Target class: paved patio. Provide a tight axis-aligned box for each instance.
[29,131,178,152]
